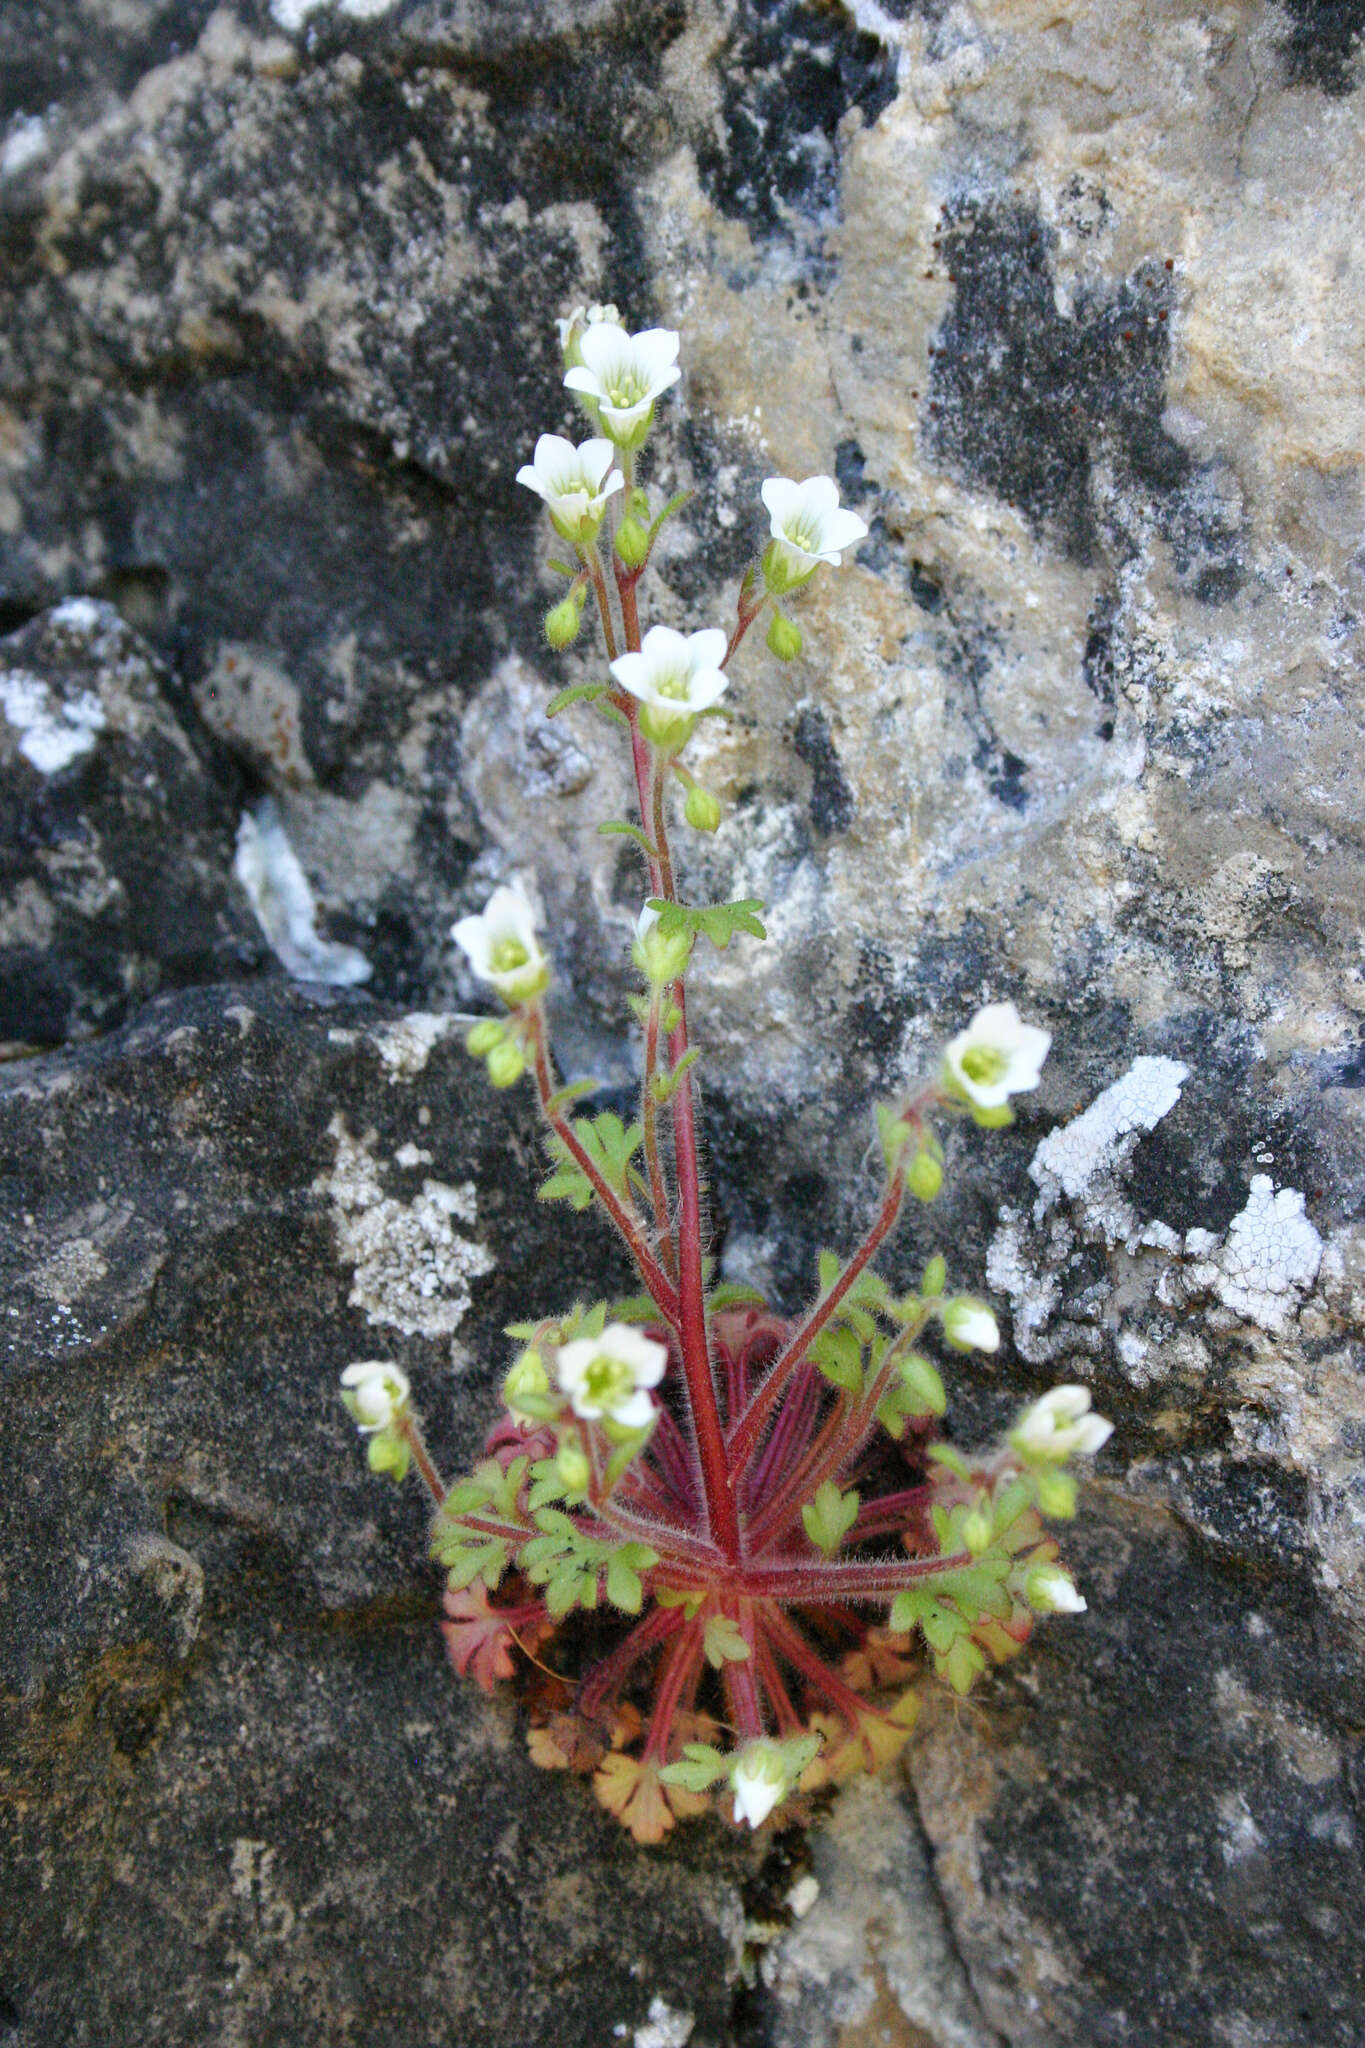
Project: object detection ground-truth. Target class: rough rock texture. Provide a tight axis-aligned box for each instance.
[2,2,1364,2044]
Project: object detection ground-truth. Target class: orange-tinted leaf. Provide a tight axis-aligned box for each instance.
[593,1754,676,1844]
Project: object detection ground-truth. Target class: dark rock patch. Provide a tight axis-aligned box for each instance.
[697,0,898,235]
[1278,0,1365,94]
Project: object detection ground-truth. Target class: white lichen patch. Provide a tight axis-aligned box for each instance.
[1030,1055,1190,1215]
[631,1998,694,2048]
[318,1116,494,1345]
[1186,1176,1323,1336]
[371,1012,457,1083]
[270,0,400,30]
[0,669,106,774]
[234,800,371,987]
[1,114,46,180]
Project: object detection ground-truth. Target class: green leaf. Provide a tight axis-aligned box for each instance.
[941,1635,987,1695]
[605,1554,643,1612]
[649,1045,701,1104]
[598,819,659,859]
[876,1102,912,1170]
[546,680,608,717]
[801,1480,860,1557]
[659,1742,728,1793]
[703,1614,752,1668]
[606,1292,657,1323]
[926,1442,972,1483]
[708,1281,769,1311]
[527,1458,568,1512]
[810,1325,863,1392]
[647,488,694,544]
[645,896,767,951]
[545,1076,602,1115]
[656,1585,705,1617]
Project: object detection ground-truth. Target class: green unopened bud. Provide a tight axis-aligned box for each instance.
[544,595,582,650]
[486,1038,526,1089]
[633,908,693,986]
[962,1502,993,1557]
[465,1017,505,1058]
[683,782,722,832]
[921,1255,947,1298]
[766,611,803,661]
[1035,1468,1078,1520]
[615,516,649,569]
[503,1348,550,1417]
[905,1146,943,1202]
[367,1429,411,1482]
[971,1102,1015,1130]
[555,1438,591,1494]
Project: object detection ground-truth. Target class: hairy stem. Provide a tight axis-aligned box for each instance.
[400,1414,446,1503]
[527,1008,680,1327]
[728,1173,905,1466]
[641,991,676,1274]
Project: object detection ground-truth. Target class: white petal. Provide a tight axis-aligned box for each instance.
[815,506,869,557]
[610,1389,657,1430]
[686,627,728,672]
[630,328,681,386]
[608,650,651,697]
[761,476,804,528]
[800,474,842,517]
[563,364,603,398]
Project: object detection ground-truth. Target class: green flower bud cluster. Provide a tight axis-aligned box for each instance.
[465,1015,526,1089]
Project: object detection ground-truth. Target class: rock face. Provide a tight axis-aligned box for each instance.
[2,3,1364,2045]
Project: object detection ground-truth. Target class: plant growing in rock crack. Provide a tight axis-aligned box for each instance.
[339,303,1113,1843]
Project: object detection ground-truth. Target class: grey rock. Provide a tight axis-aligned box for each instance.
[0,599,262,1045]
[1,3,1364,2045]
[0,982,748,2045]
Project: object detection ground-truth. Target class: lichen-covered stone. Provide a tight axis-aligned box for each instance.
[0,983,748,2045]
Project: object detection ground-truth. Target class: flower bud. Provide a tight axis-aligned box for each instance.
[942,1298,1000,1353]
[904,1146,943,1202]
[766,611,803,661]
[614,515,650,569]
[921,1255,947,1298]
[1035,1468,1078,1519]
[632,905,693,986]
[544,595,582,650]
[503,1348,550,1419]
[1025,1563,1086,1613]
[465,1017,504,1058]
[486,1038,526,1089]
[555,1437,591,1494]
[962,1503,993,1557]
[683,782,722,832]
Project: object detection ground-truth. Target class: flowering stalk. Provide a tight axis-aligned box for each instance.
[336,306,1112,1843]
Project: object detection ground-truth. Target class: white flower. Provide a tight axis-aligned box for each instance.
[729,1744,788,1829]
[451,881,549,1006]
[340,1361,410,1433]
[515,433,623,542]
[1012,1385,1114,1461]
[1025,1563,1088,1614]
[941,1299,1000,1353]
[555,1323,668,1431]
[942,1001,1051,1110]
[609,624,729,748]
[761,474,868,587]
[564,323,681,441]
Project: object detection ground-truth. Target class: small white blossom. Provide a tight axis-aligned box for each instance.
[610,625,729,748]
[564,323,681,441]
[730,1744,788,1829]
[632,903,692,986]
[451,881,549,1006]
[340,1360,410,1433]
[943,1002,1051,1111]
[555,1323,667,1431]
[515,434,623,541]
[1026,1563,1088,1614]
[1012,1385,1114,1461]
[761,474,868,586]
[942,1299,1000,1353]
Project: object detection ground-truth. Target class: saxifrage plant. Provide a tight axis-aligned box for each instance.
[340,305,1112,1843]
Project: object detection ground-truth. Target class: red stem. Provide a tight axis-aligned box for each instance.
[738,1550,974,1603]
[642,1622,704,1762]
[577,1602,683,1721]
[728,1174,905,1467]
[527,1009,679,1328]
